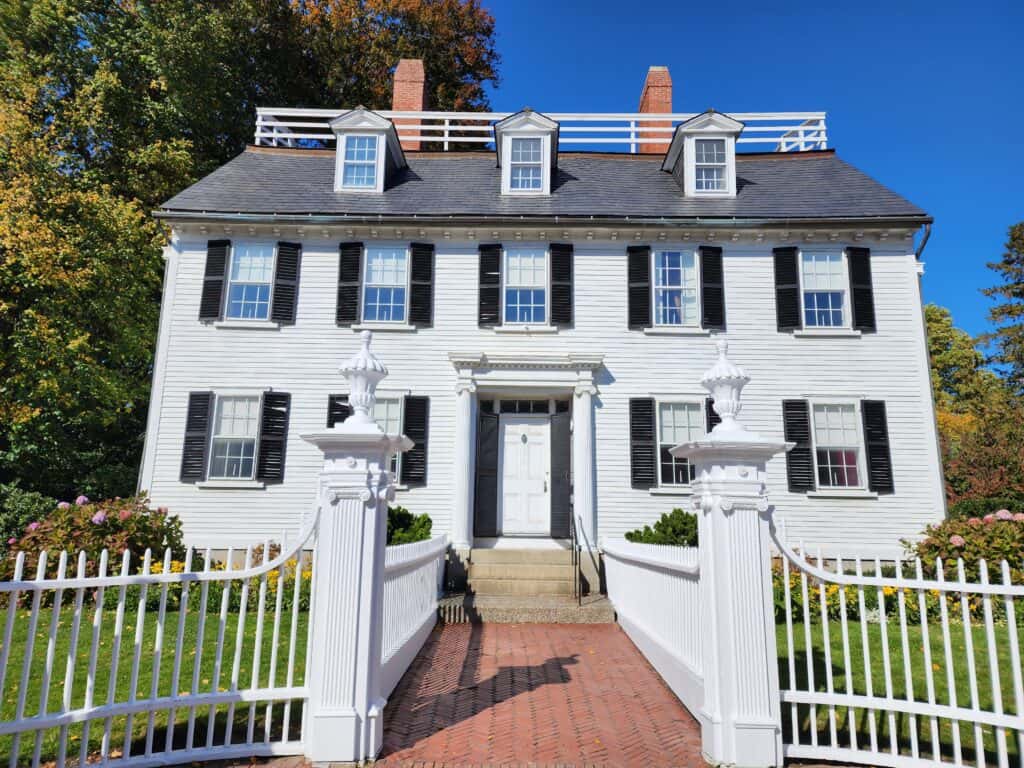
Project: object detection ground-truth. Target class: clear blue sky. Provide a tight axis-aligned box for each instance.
[482,0,1023,337]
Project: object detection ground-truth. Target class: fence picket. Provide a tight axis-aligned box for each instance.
[836,554,856,751]
[817,548,838,747]
[958,558,985,768]
[800,543,818,747]
[936,558,964,766]
[895,556,920,759]
[165,546,195,755]
[144,548,173,757]
[11,551,49,768]
[980,560,1009,768]
[914,557,941,760]
[225,546,253,746]
[123,549,153,758]
[0,553,25,715]
[782,544,799,743]
[247,540,271,744]
[101,551,132,760]
[854,557,878,754]
[56,551,89,767]
[207,546,234,750]
[33,550,69,768]
[265,546,286,743]
[1000,560,1024,767]
[186,548,212,751]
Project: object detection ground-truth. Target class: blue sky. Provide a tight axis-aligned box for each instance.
[482,0,1023,338]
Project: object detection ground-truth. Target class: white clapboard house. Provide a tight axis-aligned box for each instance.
[139,63,943,568]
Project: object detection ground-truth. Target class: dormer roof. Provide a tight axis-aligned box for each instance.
[661,110,744,172]
[330,106,407,170]
[494,108,560,168]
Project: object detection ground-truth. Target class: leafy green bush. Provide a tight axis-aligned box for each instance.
[948,496,1024,520]
[625,508,698,547]
[0,483,56,553]
[387,506,432,545]
[907,511,1024,585]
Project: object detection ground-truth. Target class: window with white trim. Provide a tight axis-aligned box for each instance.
[653,250,698,326]
[658,401,703,485]
[509,137,543,191]
[363,246,408,323]
[226,243,275,320]
[694,139,727,192]
[801,252,847,328]
[208,395,261,480]
[504,247,547,324]
[373,397,403,476]
[811,403,863,488]
[340,135,378,189]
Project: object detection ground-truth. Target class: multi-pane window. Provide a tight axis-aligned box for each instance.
[209,395,261,480]
[653,250,698,326]
[694,139,727,192]
[341,135,378,189]
[801,252,846,327]
[226,243,275,320]
[812,403,862,488]
[504,248,547,324]
[509,137,543,191]
[363,246,408,323]
[658,402,703,485]
[373,397,402,476]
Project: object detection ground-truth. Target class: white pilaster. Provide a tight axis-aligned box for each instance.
[673,340,791,768]
[572,383,597,544]
[301,332,411,764]
[451,378,476,550]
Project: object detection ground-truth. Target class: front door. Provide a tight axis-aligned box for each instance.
[498,415,551,535]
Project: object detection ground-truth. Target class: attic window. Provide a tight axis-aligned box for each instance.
[694,139,727,192]
[340,135,379,189]
[510,138,543,191]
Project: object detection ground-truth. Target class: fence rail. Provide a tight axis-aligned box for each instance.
[770,517,1024,768]
[254,108,828,153]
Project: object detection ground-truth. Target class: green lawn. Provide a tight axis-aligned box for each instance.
[0,601,309,767]
[778,619,1024,765]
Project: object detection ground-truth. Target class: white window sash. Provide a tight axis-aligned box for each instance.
[502,246,549,325]
[798,249,850,328]
[656,400,702,487]
[207,393,263,480]
[808,400,866,489]
[650,249,701,327]
[361,245,411,324]
[225,243,276,321]
[340,134,380,189]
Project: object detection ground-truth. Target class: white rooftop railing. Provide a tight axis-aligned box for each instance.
[254,108,827,153]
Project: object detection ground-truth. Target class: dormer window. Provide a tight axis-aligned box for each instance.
[662,110,743,199]
[494,109,560,196]
[340,135,379,189]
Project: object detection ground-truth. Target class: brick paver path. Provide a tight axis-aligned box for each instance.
[376,623,704,768]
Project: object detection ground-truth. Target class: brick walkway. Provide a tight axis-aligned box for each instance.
[375,623,704,768]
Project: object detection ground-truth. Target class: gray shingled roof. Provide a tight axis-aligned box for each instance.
[159,148,928,222]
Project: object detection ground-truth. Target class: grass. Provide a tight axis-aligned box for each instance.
[778,618,1024,765]
[0,598,309,767]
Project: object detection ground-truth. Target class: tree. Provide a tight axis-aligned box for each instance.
[925,303,1001,414]
[982,223,1024,394]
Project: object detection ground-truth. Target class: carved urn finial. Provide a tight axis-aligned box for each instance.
[701,339,751,436]
[339,331,388,428]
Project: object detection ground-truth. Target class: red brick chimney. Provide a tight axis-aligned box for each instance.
[638,65,673,154]
[391,59,427,151]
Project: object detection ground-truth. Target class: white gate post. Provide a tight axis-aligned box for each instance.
[673,340,792,768]
[301,331,411,764]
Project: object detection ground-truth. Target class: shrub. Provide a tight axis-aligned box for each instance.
[625,508,698,547]
[0,482,56,553]
[387,506,432,545]
[948,496,1024,520]
[906,512,1024,585]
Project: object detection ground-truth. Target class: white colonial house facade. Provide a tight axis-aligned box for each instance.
[138,65,943,560]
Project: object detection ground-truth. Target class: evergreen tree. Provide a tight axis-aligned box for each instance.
[982,223,1024,394]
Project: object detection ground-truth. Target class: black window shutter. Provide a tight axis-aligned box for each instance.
[774,247,802,332]
[180,392,214,482]
[256,392,290,484]
[862,400,894,494]
[474,410,500,537]
[400,396,429,486]
[700,246,725,330]
[550,243,574,327]
[478,243,502,327]
[199,240,230,321]
[782,399,815,492]
[629,398,657,489]
[336,242,363,326]
[409,242,434,327]
[550,411,572,538]
[327,395,352,428]
[705,397,722,433]
[847,247,877,332]
[271,241,301,324]
[627,246,651,330]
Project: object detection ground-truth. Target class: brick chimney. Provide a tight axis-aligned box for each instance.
[638,65,673,154]
[391,59,427,151]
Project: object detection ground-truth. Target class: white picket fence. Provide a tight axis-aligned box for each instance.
[0,512,448,768]
[380,535,447,697]
[603,539,703,713]
[771,519,1024,768]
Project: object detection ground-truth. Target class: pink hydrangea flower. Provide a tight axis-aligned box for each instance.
[57,501,70,510]
[996,509,1013,521]
[949,534,966,548]
[967,517,982,526]
[983,514,996,523]
[27,522,40,532]
[119,509,132,521]
[90,512,107,525]
[157,506,168,514]
[7,538,16,545]
[75,495,89,506]
[1014,513,1024,522]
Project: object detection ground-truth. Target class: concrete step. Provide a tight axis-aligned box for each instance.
[439,593,616,624]
[469,562,574,580]
[470,547,572,565]
[469,577,575,596]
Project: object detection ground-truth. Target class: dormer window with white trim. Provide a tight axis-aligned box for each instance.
[340,135,379,189]
[662,110,743,199]
[329,107,407,194]
[494,109,559,196]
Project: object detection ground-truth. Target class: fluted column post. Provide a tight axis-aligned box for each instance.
[301,332,411,764]
[451,378,476,551]
[572,383,597,545]
[673,340,792,768]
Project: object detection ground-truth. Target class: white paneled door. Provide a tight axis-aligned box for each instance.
[498,415,551,535]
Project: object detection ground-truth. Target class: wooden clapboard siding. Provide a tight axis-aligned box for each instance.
[140,235,943,557]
